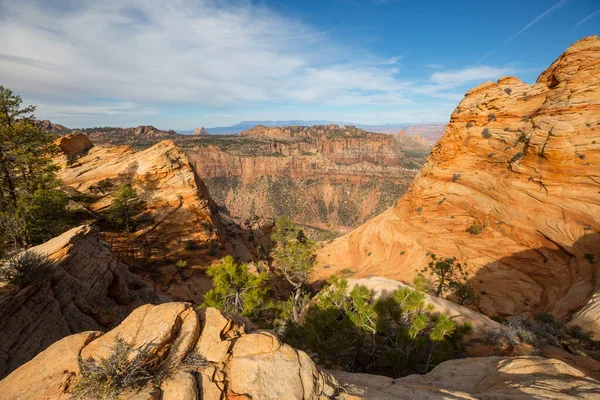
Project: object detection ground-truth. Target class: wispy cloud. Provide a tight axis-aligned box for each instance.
[425,64,444,69]
[576,9,600,27]
[0,0,411,113]
[475,0,570,65]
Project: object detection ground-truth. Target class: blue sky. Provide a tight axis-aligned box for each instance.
[0,0,598,129]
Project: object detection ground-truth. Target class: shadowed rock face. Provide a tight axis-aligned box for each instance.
[316,36,600,332]
[0,225,156,379]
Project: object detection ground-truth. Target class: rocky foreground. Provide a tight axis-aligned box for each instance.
[316,36,600,336]
[2,302,599,400]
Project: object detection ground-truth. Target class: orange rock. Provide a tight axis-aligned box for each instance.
[316,36,600,333]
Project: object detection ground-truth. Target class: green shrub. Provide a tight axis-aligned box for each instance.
[70,338,161,400]
[285,278,470,377]
[481,128,491,139]
[466,224,483,235]
[202,255,270,318]
[504,88,512,95]
[0,251,52,288]
[184,240,201,251]
[488,113,497,122]
[452,173,461,182]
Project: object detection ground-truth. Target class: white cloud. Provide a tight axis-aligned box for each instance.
[0,0,410,111]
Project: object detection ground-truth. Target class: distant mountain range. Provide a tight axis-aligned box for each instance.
[179,120,440,135]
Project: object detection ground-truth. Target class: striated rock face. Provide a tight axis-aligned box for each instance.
[0,225,155,379]
[316,36,600,329]
[53,133,94,166]
[190,125,431,230]
[333,356,600,399]
[0,303,339,399]
[57,140,227,265]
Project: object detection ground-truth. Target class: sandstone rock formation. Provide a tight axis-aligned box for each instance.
[3,302,599,399]
[399,122,447,145]
[316,36,600,332]
[35,119,71,135]
[54,133,94,166]
[0,225,155,379]
[333,356,600,399]
[190,125,431,230]
[134,125,176,136]
[193,127,208,136]
[0,303,339,399]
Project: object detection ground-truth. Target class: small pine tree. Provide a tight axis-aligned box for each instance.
[202,255,270,318]
[420,253,469,298]
[271,216,316,323]
[107,184,145,232]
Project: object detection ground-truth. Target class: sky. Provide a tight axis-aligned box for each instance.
[0,0,598,130]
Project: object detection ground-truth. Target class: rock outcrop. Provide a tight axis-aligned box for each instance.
[133,125,177,137]
[0,303,339,399]
[399,123,447,145]
[316,36,600,331]
[193,127,208,136]
[333,356,600,399]
[58,140,227,264]
[35,119,71,135]
[0,225,155,379]
[3,302,599,399]
[54,133,94,166]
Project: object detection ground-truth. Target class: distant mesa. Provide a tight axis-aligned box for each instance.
[133,125,176,136]
[34,119,71,135]
[193,126,209,136]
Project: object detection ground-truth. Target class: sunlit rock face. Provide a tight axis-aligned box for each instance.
[316,36,600,335]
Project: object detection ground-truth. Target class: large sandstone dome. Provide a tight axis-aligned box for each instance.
[316,36,600,332]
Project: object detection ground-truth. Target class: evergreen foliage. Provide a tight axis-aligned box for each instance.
[285,277,470,377]
[0,86,68,248]
[201,255,270,318]
[271,215,316,323]
[106,184,145,232]
[0,250,52,288]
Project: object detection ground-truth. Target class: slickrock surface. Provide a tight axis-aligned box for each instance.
[58,140,227,265]
[316,36,600,332]
[0,303,339,399]
[0,225,155,379]
[333,356,600,399]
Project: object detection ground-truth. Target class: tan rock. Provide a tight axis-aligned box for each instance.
[0,331,100,400]
[333,356,600,399]
[54,133,94,166]
[316,36,600,335]
[0,225,155,378]
[161,371,199,400]
[0,304,338,400]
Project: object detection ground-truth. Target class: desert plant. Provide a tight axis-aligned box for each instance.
[488,113,497,122]
[451,173,461,182]
[285,277,470,378]
[107,184,145,232]
[504,88,512,95]
[271,216,316,322]
[481,128,491,139]
[70,338,160,400]
[0,251,52,288]
[202,255,270,318]
[466,224,483,235]
[420,253,471,298]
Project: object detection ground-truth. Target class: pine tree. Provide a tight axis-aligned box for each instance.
[107,184,145,232]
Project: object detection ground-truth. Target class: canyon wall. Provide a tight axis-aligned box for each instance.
[189,125,431,230]
[316,36,600,330]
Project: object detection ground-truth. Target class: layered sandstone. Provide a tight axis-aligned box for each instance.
[0,303,339,399]
[191,125,430,230]
[316,36,600,331]
[53,133,94,166]
[0,225,155,379]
